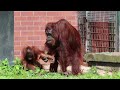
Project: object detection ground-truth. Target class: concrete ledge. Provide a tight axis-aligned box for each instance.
[84,52,120,63]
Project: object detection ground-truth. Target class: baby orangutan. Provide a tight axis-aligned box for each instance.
[21,46,54,71]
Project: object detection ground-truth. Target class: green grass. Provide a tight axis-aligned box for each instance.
[0,58,120,79]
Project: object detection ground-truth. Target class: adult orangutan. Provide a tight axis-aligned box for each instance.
[45,19,84,75]
[21,46,54,70]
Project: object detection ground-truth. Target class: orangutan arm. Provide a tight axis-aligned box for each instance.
[39,53,55,63]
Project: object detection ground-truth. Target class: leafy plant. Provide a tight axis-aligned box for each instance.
[0,58,120,79]
[88,66,98,75]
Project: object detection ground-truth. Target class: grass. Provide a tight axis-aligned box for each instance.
[0,58,120,79]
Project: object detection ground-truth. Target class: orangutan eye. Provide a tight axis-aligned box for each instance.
[49,29,52,33]
[46,29,52,34]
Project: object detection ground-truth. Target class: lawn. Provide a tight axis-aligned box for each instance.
[0,58,120,79]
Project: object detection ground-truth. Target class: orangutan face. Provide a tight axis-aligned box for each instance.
[25,47,34,61]
[45,23,56,47]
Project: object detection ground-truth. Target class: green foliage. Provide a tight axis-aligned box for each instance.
[88,66,98,75]
[0,58,120,79]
